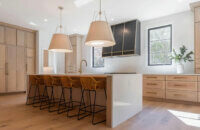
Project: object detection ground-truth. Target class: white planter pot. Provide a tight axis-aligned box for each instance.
[176,63,184,74]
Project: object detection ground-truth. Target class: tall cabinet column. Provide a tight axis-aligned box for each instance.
[0,22,36,93]
[191,2,200,73]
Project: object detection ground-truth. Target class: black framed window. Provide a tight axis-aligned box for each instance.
[92,47,104,68]
[148,25,172,66]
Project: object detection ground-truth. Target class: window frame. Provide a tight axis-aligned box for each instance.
[148,24,172,66]
[92,47,104,68]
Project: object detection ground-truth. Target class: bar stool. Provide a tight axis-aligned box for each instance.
[78,77,107,125]
[40,75,53,111]
[26,75,40,106]
[58,76,82,117]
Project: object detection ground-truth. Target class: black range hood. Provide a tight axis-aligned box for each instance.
[102,19,140,57]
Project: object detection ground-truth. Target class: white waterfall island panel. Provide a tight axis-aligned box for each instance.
[109,74,143,128]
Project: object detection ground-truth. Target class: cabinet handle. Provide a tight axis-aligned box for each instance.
[146,92,157,94]
[5,63,8,75]
[26,64,28,73]
[146,77,157,79]
[174,94,182,96]
[174,84,184,87]
[147,83,157,85]
[174,77,185,79]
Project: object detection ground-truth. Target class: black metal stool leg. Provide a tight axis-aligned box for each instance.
[58,87,67,114]
[40,86,49,110]
[26,85,33,105]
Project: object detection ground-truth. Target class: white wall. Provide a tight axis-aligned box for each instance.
[82,11,195,74]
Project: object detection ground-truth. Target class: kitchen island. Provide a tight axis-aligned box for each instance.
[26,74,142,128]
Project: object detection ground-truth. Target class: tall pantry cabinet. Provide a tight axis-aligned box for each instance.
[0,23,36,93]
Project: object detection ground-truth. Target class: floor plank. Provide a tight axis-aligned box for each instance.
[0,94,200,130]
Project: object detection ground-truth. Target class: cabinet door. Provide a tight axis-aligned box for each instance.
[5,27,16,45]
[195,7,200,23]
[27,58,35,74]
[195,22,200,73]
[17,46,25,91]
[17,30,25,46]
[112,24,124,56]
[0,26,4,44]
[6,46,17,92]
[0,45,6,92]
[123,21,136,55]
[43,50,49,67]
[65,45,77,73]
[26,32,35,48]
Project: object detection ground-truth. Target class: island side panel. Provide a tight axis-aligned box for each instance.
[106,76,112,128]
[111,74,143,128]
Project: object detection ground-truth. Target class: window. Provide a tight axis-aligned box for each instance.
[92,47,104,68]
[148,25,172,66]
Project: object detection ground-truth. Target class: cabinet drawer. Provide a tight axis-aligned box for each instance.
[143,80,165,89]
[166,81,197,91]
[166,75,197,82]
[198,82,200,91]
[198,92,200,102]
[143,75,165,81]
[166,90,197,102]
[143,88,165,98]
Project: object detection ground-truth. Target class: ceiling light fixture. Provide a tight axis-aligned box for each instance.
[29,21,37,26]
[85,0,115,47]
[74,0,93,7]
[44,19,48,22]
[48,6,73,53]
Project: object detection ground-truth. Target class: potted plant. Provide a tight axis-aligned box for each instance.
[170,45,193,74]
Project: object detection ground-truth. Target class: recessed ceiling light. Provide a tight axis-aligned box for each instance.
[111,18,114,21]
[74,0,93,7]
[29,21,37,26]
[44,19,48,22]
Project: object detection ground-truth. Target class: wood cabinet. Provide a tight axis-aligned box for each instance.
[0,22,36,93]
[6,46,17,92]
[143,75,165,99]
[5,27,16,46]
[0,45,5,92]
[17,46,25,91]
[43,50,49,67]
[17,30,25,46]
[143,74,200,103]
[65,34,83,73]
[0,26,4,44]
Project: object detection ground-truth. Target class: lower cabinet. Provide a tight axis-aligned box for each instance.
[143,74,200,103]
[166,90,197,102]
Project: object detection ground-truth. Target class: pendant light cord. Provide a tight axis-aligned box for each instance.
[99,0,102,20]
[58,6,63,32]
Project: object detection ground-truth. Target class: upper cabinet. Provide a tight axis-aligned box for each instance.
[26,32,35,48]
[0,26,4,44]
[17,30,25,46]
[102,20,140,57]
[5,27,17,46]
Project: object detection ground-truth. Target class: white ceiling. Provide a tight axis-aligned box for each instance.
[0,0,198,34]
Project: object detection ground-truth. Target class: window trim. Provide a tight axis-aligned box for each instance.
[148,24,172,66]
[92,47,104,68]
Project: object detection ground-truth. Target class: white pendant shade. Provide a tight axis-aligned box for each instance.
[85,21,115,47]
[49,33,73,53]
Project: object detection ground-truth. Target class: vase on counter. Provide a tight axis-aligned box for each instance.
[176,62,184,74]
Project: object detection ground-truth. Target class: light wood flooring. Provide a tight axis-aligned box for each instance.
[0,93,200,130]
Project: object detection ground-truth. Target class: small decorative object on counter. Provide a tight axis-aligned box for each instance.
[170,45,193,74]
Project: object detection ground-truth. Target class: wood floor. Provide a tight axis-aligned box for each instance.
[0,94,200,130]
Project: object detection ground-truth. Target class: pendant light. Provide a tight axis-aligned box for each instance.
[85,0,115,47]
[49,6,73,53]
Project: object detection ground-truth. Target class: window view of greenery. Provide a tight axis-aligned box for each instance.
[148,25,172,65]
[93,47,104,68]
